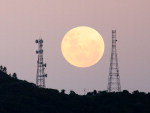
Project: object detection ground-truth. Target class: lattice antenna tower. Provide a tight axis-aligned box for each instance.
[35,38,47,88]
[107,30,121,92]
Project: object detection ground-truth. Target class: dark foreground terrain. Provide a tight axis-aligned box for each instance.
[0,70,150,113]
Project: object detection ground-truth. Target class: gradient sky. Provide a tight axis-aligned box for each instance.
[0,0,150,94]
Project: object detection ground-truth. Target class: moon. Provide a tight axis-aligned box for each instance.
[61,26,105,68]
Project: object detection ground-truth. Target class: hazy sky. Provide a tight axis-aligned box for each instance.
[0,0,150,94]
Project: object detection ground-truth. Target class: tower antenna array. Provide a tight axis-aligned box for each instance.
[35,38,47,88]
[107,30,121,92]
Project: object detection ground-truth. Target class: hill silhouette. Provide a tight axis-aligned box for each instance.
[0,70,150,113]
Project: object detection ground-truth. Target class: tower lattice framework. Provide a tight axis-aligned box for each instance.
[107,30,121,92]
[35,39,47,88]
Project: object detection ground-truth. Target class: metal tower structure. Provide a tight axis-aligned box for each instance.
[107,30,121,92]
[35,39,47,88]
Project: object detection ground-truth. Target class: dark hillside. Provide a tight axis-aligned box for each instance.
[0,70,150,113]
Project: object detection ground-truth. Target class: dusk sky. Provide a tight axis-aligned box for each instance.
[0,0,150,94]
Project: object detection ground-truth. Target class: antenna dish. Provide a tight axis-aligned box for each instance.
[43,63,46,67]
[39,50,43,54]
[44,74,47,77]
[35,40,39,43]
[39,39,43,43]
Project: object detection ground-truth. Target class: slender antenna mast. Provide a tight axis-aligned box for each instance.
[35,38,47,88]
[107,30,121,92]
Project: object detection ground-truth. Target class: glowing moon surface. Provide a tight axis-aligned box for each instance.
[61,26,105,68]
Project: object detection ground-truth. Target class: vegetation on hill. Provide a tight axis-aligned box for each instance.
[0,70,150,113]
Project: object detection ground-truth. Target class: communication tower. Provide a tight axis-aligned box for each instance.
[107,30,121,92]
[35,39,47,88]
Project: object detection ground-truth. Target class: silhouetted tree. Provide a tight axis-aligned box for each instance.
[0,65,3,71]
[61,89,65,94]
[3,66,7,73]
[12,73,17,79]
[93,90,97,95]
[133,90,139,94]
[69,90,76,95]
[122,90,130,94]
[87,92,93,96]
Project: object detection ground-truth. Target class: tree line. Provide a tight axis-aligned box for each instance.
[0,67,150,113]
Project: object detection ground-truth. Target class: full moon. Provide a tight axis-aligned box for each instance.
[61,26,105,68]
